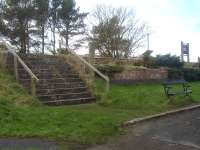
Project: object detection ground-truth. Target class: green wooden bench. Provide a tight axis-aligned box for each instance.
[163,79,192,98]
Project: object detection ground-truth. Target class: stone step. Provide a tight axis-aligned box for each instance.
[18,68,51,72]
[19,78,65,83]
[18,72,80,79]
[18,68,76,77]
[18,65,72,73]
[38,92,91,101]
[36,87,88,95]
[18,68,52,75]
[59,73,80,78]
[20,54,57,58]
[22,81,85,89]
[42,97,95,106]
[18,73,59,79]
[24,59,67,64]
[11,54,95,106]
[38,82,85,89]
[18,64,50,69]
[19,78,82,84]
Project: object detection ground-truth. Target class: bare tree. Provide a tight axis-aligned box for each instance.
[89,5,148,58]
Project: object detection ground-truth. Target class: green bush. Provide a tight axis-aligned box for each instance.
[132,60,144,67]
[168,68,200,82]
[96,64,124,76]
[168,68,183,80]
[155,54,183,69]
[182,68,200,82]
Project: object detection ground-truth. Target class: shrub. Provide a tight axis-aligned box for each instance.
[168,68,200,82]
[168,68,183,80]
[132,59,144,67]
[143,50,155,68]
[182,68,200,82]
[155,54,183,69]
[96,64,124,76]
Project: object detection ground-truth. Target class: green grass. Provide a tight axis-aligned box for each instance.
[0,69,39,107]
[0,68,200,147]
[98,80,200,112]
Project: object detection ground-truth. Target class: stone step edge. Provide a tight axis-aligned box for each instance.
[122,104,200,127]
[37,87,87,91]
[19,78,81,81]
[38,91,90,97]
[42,97,95,105]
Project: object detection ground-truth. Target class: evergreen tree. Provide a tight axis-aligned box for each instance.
[0,0,37,53]
[34,0,50,54]
[58,0,88,50]
[49,0,62,54]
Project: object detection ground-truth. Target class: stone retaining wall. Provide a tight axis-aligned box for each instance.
[113,68,168,82]
[83,56,143,65]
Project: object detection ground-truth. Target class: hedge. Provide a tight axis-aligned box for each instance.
[168,68,200,82]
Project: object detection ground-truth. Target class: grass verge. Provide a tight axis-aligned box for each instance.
[0,68,200,147]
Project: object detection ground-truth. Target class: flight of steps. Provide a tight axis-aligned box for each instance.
[16,54,95,106]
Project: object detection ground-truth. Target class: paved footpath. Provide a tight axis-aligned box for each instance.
[88,108,200,150]
[0,138,58,150]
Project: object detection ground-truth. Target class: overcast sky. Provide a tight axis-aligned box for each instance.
[76,0,200,62]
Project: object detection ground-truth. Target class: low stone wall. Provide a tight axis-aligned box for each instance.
[83,56,143,66]
[112,68,168,82]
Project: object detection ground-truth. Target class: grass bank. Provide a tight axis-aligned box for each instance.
[0,68,200,147]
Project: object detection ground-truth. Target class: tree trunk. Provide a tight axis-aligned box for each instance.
[26,32,30,54]
[20,35,26,54]
[53,29,56,54]
[52,24,56,54]
[42,25,45,54]
[65,34,69,48]
[65,22,69,49]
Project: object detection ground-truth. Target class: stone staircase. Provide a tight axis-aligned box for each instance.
[16,54,95,106]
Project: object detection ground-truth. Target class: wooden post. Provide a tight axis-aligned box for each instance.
[31,77,36,96]
[106,81,110,92]
[198,57,200,68]
[89,46,95,65]
[14,56,19,80]
[82,63,86,74]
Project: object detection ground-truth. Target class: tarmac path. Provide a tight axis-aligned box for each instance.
[88,108,200,150]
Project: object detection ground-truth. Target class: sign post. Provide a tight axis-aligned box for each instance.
[181,41,190,63]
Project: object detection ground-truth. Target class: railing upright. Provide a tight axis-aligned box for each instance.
[1,43,39,96]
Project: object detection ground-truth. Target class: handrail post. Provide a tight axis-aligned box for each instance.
[82,63,86,74]
[106,78,110,92]
[31,77,36,96]
[13,56,19,80]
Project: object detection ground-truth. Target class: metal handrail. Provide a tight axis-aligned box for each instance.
[67,48,110,91]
